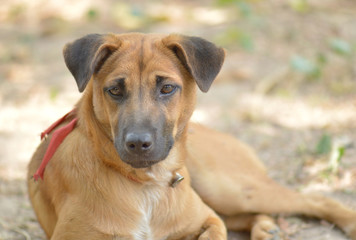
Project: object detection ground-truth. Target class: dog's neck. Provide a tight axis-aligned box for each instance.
[76,89,189,187]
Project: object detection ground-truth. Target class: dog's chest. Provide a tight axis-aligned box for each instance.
[130,187,164,240]
[90,179,174,240]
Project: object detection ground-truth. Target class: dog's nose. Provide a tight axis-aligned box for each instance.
[125,132,153,154]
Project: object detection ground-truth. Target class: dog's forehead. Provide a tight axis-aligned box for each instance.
[113,33,165,50]
[104,34,181,76]
[105,33,172,64]
[115,32,165,41]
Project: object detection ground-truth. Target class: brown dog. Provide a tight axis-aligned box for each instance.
[28,33,356,240]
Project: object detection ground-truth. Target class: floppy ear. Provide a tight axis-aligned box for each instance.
[162,34,225,92]
[63,34,120,92]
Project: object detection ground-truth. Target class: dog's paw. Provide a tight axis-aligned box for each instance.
[197,232,222,240]
[251,217,284,240]
[197,213,227,240]
[197,226,226,240]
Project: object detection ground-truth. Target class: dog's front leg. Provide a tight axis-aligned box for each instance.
[49,206,114,240]
[197,212,227,240]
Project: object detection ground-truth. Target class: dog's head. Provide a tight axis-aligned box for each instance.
[63,33,225,168]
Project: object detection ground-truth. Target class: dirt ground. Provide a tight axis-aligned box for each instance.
[1,0,356,239]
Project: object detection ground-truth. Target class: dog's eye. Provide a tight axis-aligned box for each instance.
[108,87,123,97]
[160,85,176,95]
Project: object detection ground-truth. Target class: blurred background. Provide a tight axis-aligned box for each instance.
[0,0,355,239]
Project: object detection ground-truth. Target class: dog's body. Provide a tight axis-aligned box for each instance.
[28,33,356,240]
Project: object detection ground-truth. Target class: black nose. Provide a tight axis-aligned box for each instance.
[125,132,153,154]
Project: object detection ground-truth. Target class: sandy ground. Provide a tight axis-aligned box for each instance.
[1,0,356,239]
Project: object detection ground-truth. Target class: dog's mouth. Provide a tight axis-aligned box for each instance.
[119,154,167,169]
[125,159,161,169]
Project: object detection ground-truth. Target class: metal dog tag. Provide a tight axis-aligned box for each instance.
[171,172,184,188]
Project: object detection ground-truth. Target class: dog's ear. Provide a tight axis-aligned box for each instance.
[162,34,225,92]
[63,34,120,92]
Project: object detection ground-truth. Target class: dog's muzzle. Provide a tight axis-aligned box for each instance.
[115,127,173,168]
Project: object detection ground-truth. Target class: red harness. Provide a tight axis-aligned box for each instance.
[33,110,78,180]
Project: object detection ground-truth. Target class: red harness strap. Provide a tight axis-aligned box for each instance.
[40,109,75,140]
[33,110,78,181]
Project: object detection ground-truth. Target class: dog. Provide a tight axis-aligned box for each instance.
[28,33,356,240]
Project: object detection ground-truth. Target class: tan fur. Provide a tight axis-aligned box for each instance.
[28,33,356,240]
